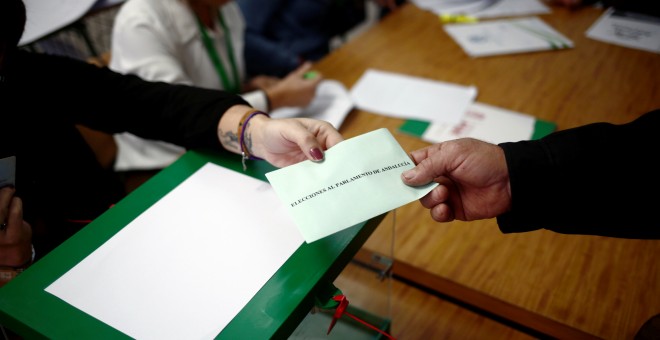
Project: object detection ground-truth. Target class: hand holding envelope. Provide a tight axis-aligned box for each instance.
[266,128,438,243]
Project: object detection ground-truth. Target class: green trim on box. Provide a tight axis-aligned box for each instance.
[0,149,385,339]
[398,119,430,137]
[531,119,556,140]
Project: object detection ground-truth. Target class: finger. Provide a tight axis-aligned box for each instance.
[283,119,341,162]
[401,145,449,186]
[319,126,344,149]
[419,185,450,209]
[291,61,313,76]
[407,145,434,165]
[307,72,323,86]
[5,196,26,240]
[294,62,324,85]
[296,118,344,149]
[401,143,455,186]
[430,203,455,222]
[0,187,16,228]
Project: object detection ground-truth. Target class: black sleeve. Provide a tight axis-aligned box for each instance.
[600,0,660,17]
[496,110,660,239]
[10,51,249,150]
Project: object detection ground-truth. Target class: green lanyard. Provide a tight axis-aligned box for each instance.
[196,11,240,93]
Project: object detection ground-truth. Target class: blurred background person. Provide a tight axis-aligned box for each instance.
[110,0,323,171]
[237,0,402,78]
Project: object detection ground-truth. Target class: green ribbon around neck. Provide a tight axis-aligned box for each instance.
[196,11,240,93]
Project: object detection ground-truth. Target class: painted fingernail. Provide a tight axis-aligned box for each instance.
[310,148,324,161]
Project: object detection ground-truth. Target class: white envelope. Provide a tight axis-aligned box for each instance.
[266,128,438,243]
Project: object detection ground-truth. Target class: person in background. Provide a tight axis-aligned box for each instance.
[0,0,343,284]
[109,0,323,172]
[236,0,401,78]
[401,110,660,239]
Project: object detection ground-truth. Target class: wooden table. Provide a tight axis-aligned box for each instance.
[315,3,660,339]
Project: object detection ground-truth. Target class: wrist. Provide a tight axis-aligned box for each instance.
[237,109,270,170]
[243,113,269,158]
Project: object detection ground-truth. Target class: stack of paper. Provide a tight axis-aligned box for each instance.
[411,0,550,18]
[349,69,478,125]
[444,17,574,58]
[348,69,556,145]
[399,102,556,144]
[269,79,353,129]
[586,8,660,54]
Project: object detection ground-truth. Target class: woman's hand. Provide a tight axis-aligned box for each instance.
[218,105,343,167]
[264,62,322,109]
[245,75,279,92]
[248,115,344,167]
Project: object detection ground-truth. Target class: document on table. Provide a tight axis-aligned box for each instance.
[349,69,477,124]
[444,17,574,57]
[586,8,660,54]
[399,102,543,144]
[412,0,550,19]
[46,163,304,340]
[266,128,438,243]
[269,79,354,129]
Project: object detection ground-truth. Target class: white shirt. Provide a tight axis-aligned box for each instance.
[110,0,268,170]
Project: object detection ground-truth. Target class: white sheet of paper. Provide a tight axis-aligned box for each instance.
[412,0,550,18]
[586,8,660,54]
[46,163,303,339]
[422,102,536,144]
[20,0,97,46]
[470,0,550,19]
[444,17,574,57]
[266,128,438,243]
[269,79,354,129]
[349,69,477,124]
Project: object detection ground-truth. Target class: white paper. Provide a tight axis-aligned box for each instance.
[266,128,438,243]
[471,0,550,19]
[421,102,536,144]
[586,8,660,54]
[412,0,550,18]
[20,0,98,46]
[349,69,477,124]
[444,17,574,57]
[269,79,354,129]
[46,163,303,340]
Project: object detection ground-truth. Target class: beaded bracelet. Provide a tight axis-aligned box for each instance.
[238,109,269,171]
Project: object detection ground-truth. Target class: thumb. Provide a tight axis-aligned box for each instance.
[401,147,448,186]
[282,120,327,162]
